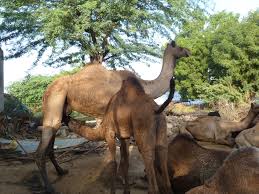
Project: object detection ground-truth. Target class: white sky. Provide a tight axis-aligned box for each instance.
[2,0,259,92]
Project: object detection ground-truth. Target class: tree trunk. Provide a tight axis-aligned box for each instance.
[0,47,3,113]
[90,54,103,64]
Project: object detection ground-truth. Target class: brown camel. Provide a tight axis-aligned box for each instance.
[235,122,259,148]
[167,134,230,194]
[186,147,259,194]
[68,77,175,194]
[35,41,190,193]
[185,103,259,145]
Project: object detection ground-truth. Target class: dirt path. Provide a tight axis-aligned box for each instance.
[0,145,148,194]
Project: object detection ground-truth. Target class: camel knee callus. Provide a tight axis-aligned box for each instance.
[186,147,259,194]
[185,103,259,145]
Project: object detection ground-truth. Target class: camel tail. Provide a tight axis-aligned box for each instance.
[155,77,175,114]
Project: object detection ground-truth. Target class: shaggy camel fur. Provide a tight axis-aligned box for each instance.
[186,147,259,194]
[35,41,190,193]
[235,122,259,148]
[167,135,230,194]
[185,103,259,145]
[68,77,175,194]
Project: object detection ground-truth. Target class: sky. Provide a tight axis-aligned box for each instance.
[2,0,259,93]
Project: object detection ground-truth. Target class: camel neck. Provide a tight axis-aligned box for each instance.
[224,110,257,132]
[237,110,257,129]
[140,49,175,99]
[72,123,104,141]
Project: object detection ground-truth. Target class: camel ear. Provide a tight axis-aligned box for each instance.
[170,40,176,47]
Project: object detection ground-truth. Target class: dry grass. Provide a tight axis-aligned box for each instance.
[210,100,251,121]
[166,102,197,114]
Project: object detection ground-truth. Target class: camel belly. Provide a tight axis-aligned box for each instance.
[67,81,120,118]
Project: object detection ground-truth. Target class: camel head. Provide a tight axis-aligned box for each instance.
[166,40,191,59]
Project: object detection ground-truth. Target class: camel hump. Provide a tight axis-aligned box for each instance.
[168,134,200,153]
[120,77,145,97]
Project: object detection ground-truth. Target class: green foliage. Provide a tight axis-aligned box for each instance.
[175,10,259,104]
[7,67,81,112]
[0,0,210,68]
[7,75,54,112]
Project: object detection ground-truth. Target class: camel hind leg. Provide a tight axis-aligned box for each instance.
[47,101,71,176]
[155,115,173,194]
[48,134,68,176]
[35,89,68,192]
[35,128,56,193]
[119,138,130,194]
[134,130,159,194]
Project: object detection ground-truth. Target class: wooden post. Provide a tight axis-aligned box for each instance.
[0,47,3,113]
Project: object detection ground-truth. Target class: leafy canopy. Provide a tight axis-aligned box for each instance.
[0,0,210,68]
[175,10,259,104]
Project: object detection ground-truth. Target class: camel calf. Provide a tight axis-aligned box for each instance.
[186,147,259,194]
[167,135,230,194]
[185,103,259,145]
[69,77,175,194]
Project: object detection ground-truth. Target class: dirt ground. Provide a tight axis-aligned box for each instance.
[0,113,234,194]
[0,145,149,194]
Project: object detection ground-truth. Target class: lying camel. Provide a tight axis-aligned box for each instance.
[167,134,230,194]
[35,41,190,193]
[186,147,259,194]
[68,77,175,194]
[185,103,259,145]
[235,122,259,148]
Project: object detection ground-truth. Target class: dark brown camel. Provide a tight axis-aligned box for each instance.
[35,41,190,193]
[235,122,259,148]
[167,134,230,194]
[68,77,175,194]
[186,147,259,194]
[185,103,259,145]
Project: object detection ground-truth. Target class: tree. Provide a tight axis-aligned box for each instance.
[0,0,210,68]
[175,10,259,104]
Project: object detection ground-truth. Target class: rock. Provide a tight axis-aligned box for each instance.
[56,126,70,137]
[67,133,80,139]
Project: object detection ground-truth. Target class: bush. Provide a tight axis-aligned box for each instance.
[6,67,82,112]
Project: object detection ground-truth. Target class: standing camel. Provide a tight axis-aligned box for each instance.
[186,147,259,194]
[35,41,190,193]
[68,77,175,194]
[185,103,259,145]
